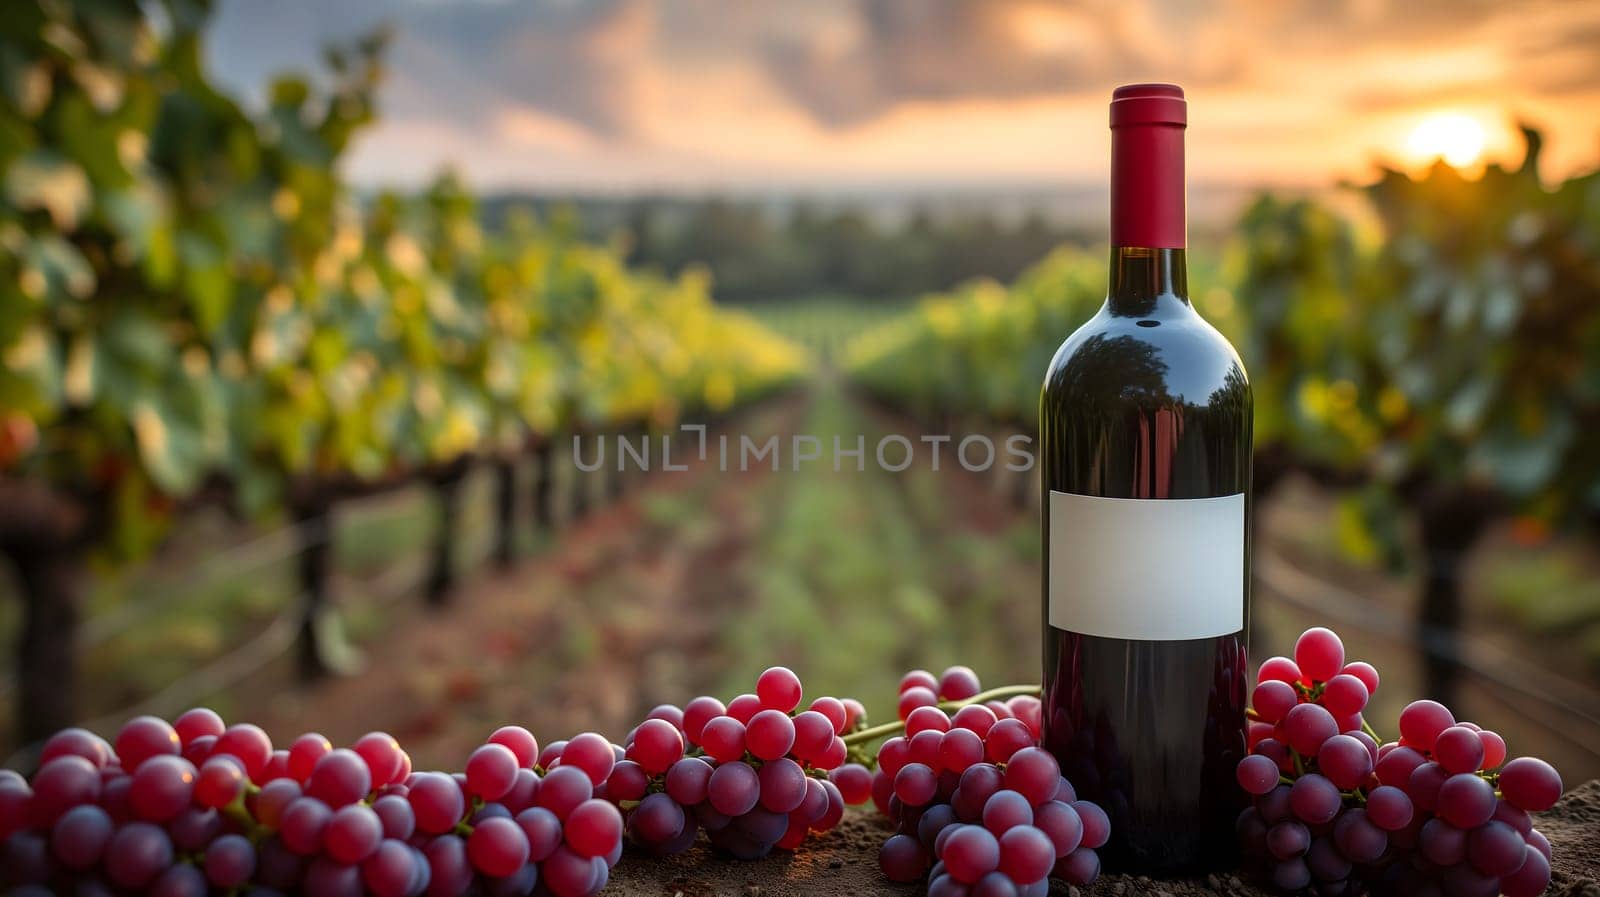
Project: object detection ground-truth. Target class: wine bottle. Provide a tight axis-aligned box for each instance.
[1039,83,1251,874]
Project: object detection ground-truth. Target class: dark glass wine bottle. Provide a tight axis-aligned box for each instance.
[1040,83,1251,875]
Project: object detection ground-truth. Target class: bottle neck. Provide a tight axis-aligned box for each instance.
[1107,246,1189,317]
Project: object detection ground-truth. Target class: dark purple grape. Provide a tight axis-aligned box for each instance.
[1306,836,1351,882]
[204,833,257,888]
[50,804,113,869]
[1032,800,1082,857]
[1272,857,1311,891]
[1051,846,1100,886]
[1331,808,1386,863]
[1363,784,1413,831]
[630,792,686,845]
[104,822,174,889]
[1418,818,1466,866]
[1289,774,1341,825]
[1466,819,1527,877]
[1436,773,1496,829]
[665,758,713,806]
[423,833,474,897]
[1266,821,1310,860]
[981,790,1033,836]
[757,758,807,814]
[707,762,760,818]
[1501,843,1551,897]
[148,862,207,897]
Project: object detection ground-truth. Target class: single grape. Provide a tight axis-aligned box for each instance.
[605,759,649,802]
[212,724,273,780]
[338,734,395,790]
[1006,696,1042,738]
[984,719,1034,764]
[1397,700,1454,753]
[933,727,981,775]
[1306,835,1351,883]
[1256,656,1303,685]
[952,704,999,737]
[1499,757,1563,812]
[790,710,836,763]
[361,838,416,897]
[148,861,207,897]
[1272,857,1311,891]
[1266,820,1310,860]
[1002,748,1060,806]
[759,757,809,814]
[203,832,256,888]
[891,762,936,807]
[1251,680,1299,723]
[938,666,982,701]
[1419,817,1467,866]
[370,793,415,841]
[279,795,334,855]
[816,734,848,770]
[1294,627,1345,682]
[538,740,568,769]
[1434,725,1486,774]
[708,761,761,817]
[29,755,101,825]
[1475,729,1507,769]
[1053,846,1101,886]
[726,693,763,724]
[1332,808,1386,863]
[908,730,944,769]
[1071,800,1110,850]
[114,717,182,773]
[1236,754,1281,796]
[898,687,939,722]
[464,743,519,802]
[700,717,747,764]
[877,736,912,778]
[466,815,529,877]
[907,705,952,738]
[50,803,113,869]
[878,832,927,882]
[829,763,873,805]
[1340,661,1379,694]
[169,806,222,851]
[534,765,593,821]
[1288,774,1341,825]
[1375,744,1426,787]
[1320,674,1369,717]
[250,777,302,830]
[287,733,332,783]
[306,749,372,808]
[629,719,685,775]
[557,733,615,788]
[1283,703,1338,757]
[104,821,173,888]
[325,803,384,864]
[195,755,246,809]
[997,825,1054,884]
[543,845,601,897]
[745,710,797,761]
[1363,784,1413,831]
[756,666,803,712]
[128,754,196,822]
[1316,734,1373,790]
[1031,799,1082,857]
[682,696,727,745]
[1437,773,1496,829]
[981,789,1033,836]
[407,772,465,834]
[943,825,1001,884]
[40,728,110,769]
[1501,843,1551,897]
[628,792,686,846]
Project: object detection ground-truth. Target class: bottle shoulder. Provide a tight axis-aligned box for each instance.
[1043,303,1250,409]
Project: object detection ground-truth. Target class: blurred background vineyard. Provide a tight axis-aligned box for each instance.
[2,0,1599,787]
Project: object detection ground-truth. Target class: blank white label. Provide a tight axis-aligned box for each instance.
[1048,490,1244,641]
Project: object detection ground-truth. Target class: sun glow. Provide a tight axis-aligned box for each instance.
[1406,113,1487,168]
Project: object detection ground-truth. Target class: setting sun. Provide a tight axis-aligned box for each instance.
[1406,113,1488,168]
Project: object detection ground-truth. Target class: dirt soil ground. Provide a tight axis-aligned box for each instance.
[605,781,1600,897]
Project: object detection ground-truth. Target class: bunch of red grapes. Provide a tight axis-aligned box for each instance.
[0,667,861,896]
[1236,627,1563,897]
[870,666,1108,896]
[596,666,853,859]
[0,712,624,897]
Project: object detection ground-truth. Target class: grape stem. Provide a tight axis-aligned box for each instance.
[840,683,1042,748]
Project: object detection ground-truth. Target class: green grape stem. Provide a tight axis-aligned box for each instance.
[840,683,1042,749]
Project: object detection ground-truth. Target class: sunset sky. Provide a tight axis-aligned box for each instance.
[208,0,1600,193]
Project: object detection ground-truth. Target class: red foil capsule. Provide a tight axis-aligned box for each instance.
[1109,83,1187,249]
